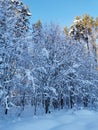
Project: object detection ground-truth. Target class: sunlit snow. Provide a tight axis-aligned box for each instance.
[1,110,98,130]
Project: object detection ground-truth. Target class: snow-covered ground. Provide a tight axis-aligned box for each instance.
[1,109,98,130]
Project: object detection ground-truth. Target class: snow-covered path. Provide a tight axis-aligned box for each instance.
[1,110,98,130]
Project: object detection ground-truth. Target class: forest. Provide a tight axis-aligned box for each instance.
[0,0,98,118]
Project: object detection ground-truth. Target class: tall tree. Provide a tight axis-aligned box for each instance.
[0,0,32,115]
[64,15,98,54]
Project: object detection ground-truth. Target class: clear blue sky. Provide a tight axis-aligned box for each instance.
[22,0,98,27]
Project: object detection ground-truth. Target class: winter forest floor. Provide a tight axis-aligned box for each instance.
[1,109,98,130]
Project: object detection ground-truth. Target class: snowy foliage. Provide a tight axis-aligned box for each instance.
[0,0,32,115]
[0,0,98,118]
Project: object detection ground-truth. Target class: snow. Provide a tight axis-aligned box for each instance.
[5,96,9,110]
[0,57,2,62]
[1,110,98,130]
[0,89,3,98]
[11,0,15,3]
[49,87,57,95]
[73,19,81,24]
[42,48,49,58]
[69,28,74,35]
[26,11,32,16]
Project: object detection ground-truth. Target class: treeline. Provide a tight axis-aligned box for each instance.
[0,0,98,117]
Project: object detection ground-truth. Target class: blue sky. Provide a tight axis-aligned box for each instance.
[22,0,98,27]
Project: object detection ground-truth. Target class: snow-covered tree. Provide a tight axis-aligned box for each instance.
[31,21,98,113]
[0,0,32,115]
[0,0,98,117]
[64,15,98,56]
